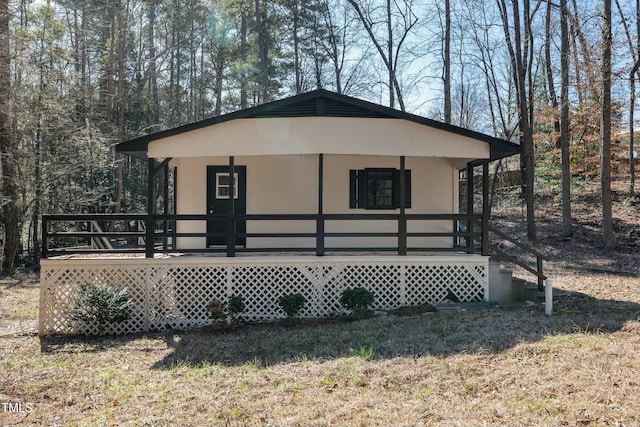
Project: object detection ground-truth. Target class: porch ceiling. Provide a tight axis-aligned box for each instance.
[147,117,491,160]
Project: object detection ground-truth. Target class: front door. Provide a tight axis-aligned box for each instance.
[206,165,246,246]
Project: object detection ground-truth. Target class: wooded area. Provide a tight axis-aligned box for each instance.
[0,0,638,273]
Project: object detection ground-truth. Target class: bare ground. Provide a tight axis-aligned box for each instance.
[1,178,640,427]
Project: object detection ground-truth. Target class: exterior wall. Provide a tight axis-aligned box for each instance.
[149,117,489,160]
[39,255,489,336]
[172,155,460,250]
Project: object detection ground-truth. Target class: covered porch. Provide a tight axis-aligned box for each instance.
[41,155,491,259]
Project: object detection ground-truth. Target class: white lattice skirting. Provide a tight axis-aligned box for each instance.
[39,256,489,336]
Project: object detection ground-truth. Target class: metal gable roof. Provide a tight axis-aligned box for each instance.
[116,89,520,161]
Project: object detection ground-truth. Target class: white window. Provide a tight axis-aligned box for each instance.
[216,173,239,199]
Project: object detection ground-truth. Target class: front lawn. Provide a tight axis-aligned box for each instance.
[1,270,639,426]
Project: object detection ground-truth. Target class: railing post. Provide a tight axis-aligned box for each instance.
[146,158,155,258]
[163,162,169,253]
[172,166,178,250]
[398,156,407,255]
[537,256,544,291]
[466,162,474,253]
[41,216,48,259]
[481,161,490,256]
[316,154,325,256]
[452,219,457,248]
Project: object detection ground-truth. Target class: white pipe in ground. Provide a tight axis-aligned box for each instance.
[544,278,553,315]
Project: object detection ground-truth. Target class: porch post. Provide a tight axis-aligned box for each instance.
[482,160,490,256]
[172,166,177,250]
[227,156,236,257]
[398,156,407,255]
[163,162,169,252]
[466,162,474,253]
[316,153,325,256]
[146,157,155,258]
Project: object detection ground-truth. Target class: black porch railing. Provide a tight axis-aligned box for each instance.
[41,213,486,259]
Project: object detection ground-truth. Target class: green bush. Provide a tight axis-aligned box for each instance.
[228,294,245,324]
[206,295,245,325]
[339,287,375,320]
[278,293,307,319]
[70,280,130,334]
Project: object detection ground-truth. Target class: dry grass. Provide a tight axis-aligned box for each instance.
[1,268,640,426]
[2,177,640,426]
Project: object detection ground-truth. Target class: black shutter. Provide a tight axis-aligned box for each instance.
[405,170,411,208]
[349,170,357,208]
[393,169,412,209]
[358,169,369,209]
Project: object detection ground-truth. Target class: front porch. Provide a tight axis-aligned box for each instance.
[40,209,493,336]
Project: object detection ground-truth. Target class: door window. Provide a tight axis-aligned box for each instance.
[216,173,239,200]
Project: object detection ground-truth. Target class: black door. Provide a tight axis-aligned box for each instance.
[206,165,246,246]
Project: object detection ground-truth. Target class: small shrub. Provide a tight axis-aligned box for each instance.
[206,298,226,321]
[339,287,375,320]
[227,294,245,324]
[278,293,307,320]
[70,280,130,334]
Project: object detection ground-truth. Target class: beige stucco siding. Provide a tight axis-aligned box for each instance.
[172,155,458,250]
[149,117,490,160]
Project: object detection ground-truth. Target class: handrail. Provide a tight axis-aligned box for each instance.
[476,222,547,291]
[487,225,548,261]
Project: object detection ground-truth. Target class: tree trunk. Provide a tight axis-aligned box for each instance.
[148,0,160,129]
[255,0,269,102]
[112,3,126,217]
[215,49,224,115]
[498,0,537,241]
[240,13,248,109]
[293,2,302,94]
[545,0,560,147]
[0,0,19,272]
[633,0,640,196]
[631,68,637,197]
[387,0,394,109]
[560,0,573,238]
[601,0,614,250]
[444,0,451,124]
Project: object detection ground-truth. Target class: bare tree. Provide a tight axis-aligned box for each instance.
[346,0,419,111]
[545,0,560,148]
[601,0,614,250]
[463,1,515,139]
[497,0,541,241]
[560,0,572,238]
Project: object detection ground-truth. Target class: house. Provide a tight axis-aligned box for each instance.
[39,89,526,336]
